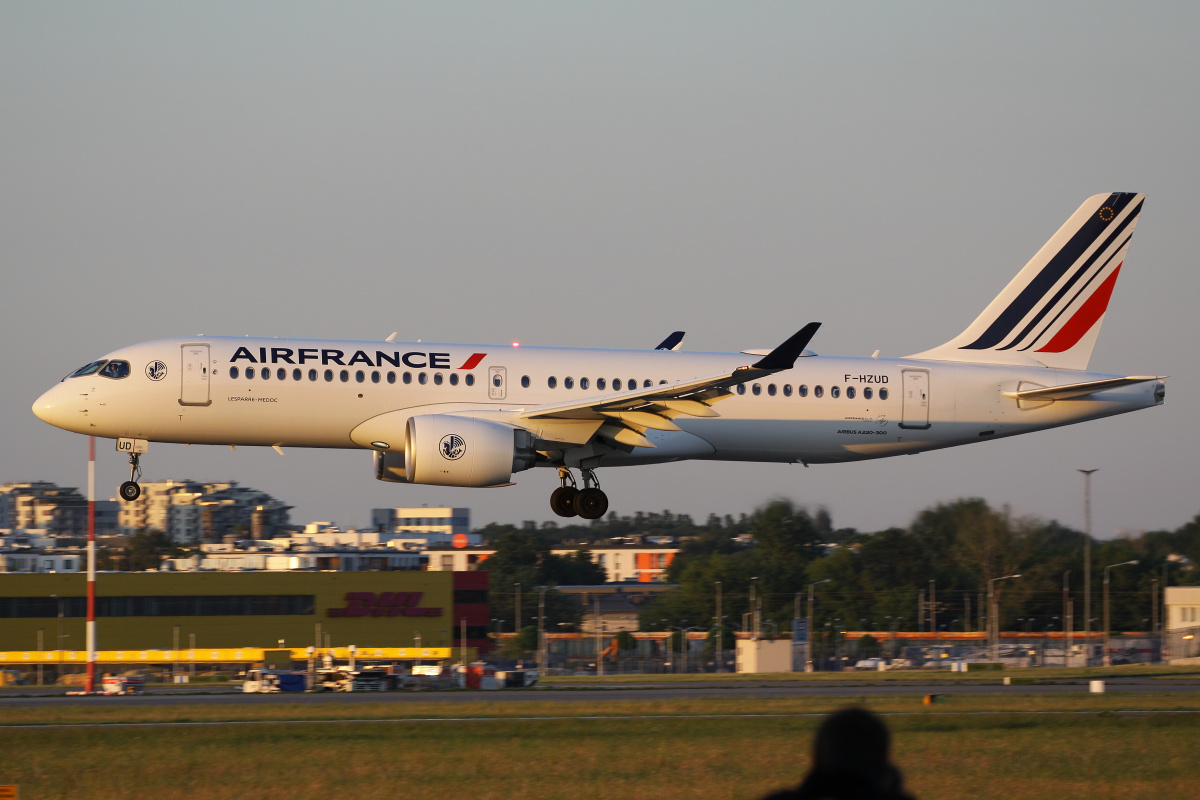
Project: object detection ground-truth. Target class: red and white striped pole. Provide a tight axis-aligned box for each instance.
[86,436,97,693]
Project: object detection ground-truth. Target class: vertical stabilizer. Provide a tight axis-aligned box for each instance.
[907,193,1144,371]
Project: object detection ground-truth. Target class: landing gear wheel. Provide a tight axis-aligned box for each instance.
[119,481,141,502]
[575,487,609,520]
[550,486,579,517]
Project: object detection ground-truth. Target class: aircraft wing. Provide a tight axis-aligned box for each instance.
[518,323,819,448]
[1000,376,1165,401]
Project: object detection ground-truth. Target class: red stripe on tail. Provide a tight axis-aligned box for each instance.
[1036,264,1122,354]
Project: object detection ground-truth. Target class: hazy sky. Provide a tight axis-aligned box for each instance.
[4,3,1197,539]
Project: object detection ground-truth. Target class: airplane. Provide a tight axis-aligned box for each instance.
[33,193,1165,520]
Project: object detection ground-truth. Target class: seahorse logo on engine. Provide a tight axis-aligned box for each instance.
[439,434,466,460]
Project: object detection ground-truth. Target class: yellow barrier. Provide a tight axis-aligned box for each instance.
[0,647,455,663]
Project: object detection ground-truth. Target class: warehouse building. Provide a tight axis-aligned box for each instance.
[0,570,488,653]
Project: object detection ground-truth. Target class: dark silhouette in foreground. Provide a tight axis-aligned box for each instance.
[762,707,915,800]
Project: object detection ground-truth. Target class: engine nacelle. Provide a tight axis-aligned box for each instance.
[405,414,537,487]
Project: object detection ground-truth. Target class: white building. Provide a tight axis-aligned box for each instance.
[371,507,476,547]
[1165,586,1200,664]
[116,480,291,543]
[166,541,423,572]
[0,548,81,573]
[426,545,679,583]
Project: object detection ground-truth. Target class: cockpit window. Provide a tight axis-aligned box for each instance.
[98,360,131,379]
[68,360,107,379]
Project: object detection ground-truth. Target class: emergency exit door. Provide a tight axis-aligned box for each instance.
[899,369,930,429]
[180,344,212,406]
[488,366,507,400]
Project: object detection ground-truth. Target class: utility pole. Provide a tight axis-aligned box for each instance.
[749,578,758,639]
[515,583,521,638]
[594,596,603,677]
[537,588,546,675]
[1079,469,1098,660]
[86,437,97,693]
[715,581,722,673]
[1063,571,1072,666]
[929,580,936,641]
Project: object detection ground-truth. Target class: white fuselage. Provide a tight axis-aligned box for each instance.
[33,336,1163,469]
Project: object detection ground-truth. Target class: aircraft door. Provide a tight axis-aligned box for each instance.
[179,344,212,407]
[488,366,507,400]
[899,369,930,429]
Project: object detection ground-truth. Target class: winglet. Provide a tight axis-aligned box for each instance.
[752,323,821,370]
[655,331,685,351]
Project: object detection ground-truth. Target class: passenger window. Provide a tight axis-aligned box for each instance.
[293,368,302,381]
[798,384,808,397]
[247,368,255,380]
[768,384,777,396]
[752,384,762,396]
[324,369,333,382]
[354,370,364,383]
[597,378,606,390]
[230,366,240,379]
[831,386,840,398]
[434,373,443,385]
[371,371,381,384]
[846,386,856,399]
[403,372,412,384]
[418,373,428,385]
[277,368,287,381]
[465,374,475,386]
[548,376,557,389]
[737,384,746,395]
[580,377,590,390]
[629,379,636,389]
[783,384,792,397]
[449,373,459,386]
[565,377,574,389]
[262,368,271,380]
[387,372,396,384]
[814,385,824,398]
[613,379,621,391]
[880,388,889,401]
[99,361,130,379]
[309,369,318,381]
[864,387,873,400]
[644,379,652,388]
[521,375,530,388]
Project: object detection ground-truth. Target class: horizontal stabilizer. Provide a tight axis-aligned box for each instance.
[1001,376,1164,401]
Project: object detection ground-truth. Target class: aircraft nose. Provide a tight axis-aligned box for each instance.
[32,385,62,427]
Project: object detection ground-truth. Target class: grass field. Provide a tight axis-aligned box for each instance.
[3,693,1198,800]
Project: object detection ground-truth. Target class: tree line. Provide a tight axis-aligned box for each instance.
[478,499,1200,636]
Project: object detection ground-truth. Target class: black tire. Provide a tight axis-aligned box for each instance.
[119,481,141,502]
[550,486,579,517]
[575,488,609,520]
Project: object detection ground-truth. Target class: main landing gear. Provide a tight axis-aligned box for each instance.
[550,467,609,520]
[119,452,143,502]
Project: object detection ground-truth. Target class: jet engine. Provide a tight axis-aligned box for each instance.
[394,414,537,487]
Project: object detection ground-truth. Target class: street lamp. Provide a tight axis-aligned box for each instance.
[1103,560,1138,666]
[749,577,759,639]
[807,579,831,672]
[1079,469,1098,645]
[988,574,1021,662]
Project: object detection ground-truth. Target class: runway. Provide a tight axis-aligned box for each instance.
[2,676,1197,709]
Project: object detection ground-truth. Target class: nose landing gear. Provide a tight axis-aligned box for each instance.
[118,452,143,502]
[549,467,609,520]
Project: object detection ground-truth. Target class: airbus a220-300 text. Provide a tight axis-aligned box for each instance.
[33,193,1165,519]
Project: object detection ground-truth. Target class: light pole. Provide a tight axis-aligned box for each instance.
[749,577,758,639]
[537,588,546,674]
[807,579,831,672]
[514,583,521,637]
[715,580,723,673]
[1103,560,1138,666]
[1079,469,1098,649]
[988,574,1021,662]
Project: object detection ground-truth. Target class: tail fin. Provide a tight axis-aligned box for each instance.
[907,192,1145,371]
